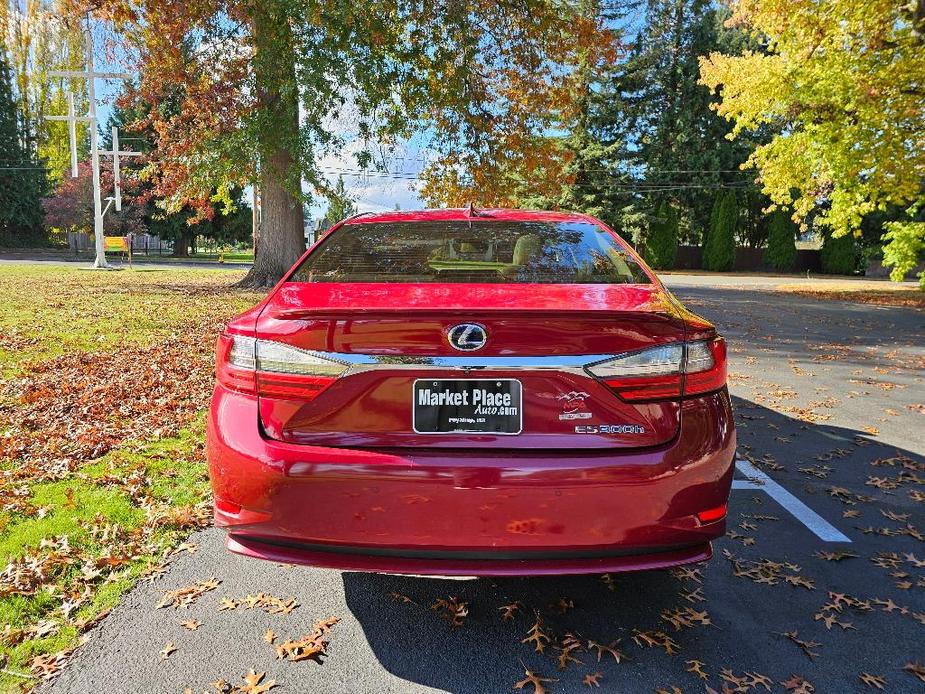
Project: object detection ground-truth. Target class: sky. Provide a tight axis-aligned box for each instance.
[310,138,426,218]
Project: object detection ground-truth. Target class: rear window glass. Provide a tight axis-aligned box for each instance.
[289,220,652,284]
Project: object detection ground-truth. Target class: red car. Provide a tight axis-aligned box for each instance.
[207,208,735,576]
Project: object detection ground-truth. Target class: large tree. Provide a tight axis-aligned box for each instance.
[74,0,612,286]
[699,0,925,286]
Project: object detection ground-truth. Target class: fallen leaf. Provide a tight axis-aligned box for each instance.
[686,659,708,680]
[903,661,925,683]
[239,670,276,694]
[859,673,885,690]
[583,672,602,687]
[514,668,557,694]
[587,639,624,663]
[522,615,551,653]
[431,597,468,628]
[157,577,221,609]
[498,601,522,622]
[781,674,815,693]
[273,616,340,663]
[218,598,239,611]
[781,631,820,660]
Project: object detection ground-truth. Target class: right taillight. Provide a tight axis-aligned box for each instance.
[587,338,727,402]
[215,334,348,401]
[683,338,727,397]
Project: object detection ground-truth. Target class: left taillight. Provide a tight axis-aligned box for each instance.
[587,337,727,402]
[216,334,257,394]
[215,334,348,401]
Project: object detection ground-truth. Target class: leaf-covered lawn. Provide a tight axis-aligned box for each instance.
[776,282,925,309]
[0,265,260,691]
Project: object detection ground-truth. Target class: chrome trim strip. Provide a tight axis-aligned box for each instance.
[305,349,618,374]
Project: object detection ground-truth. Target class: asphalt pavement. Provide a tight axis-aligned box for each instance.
[43,277,925,694]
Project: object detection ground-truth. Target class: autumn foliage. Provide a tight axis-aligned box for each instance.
[699,0,925,284]
[51,0,617,285]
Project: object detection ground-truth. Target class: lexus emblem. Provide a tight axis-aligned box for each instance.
[448,323,487,351]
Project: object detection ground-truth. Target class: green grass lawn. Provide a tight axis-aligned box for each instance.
[124,250,254,264]
[0,265,261,691]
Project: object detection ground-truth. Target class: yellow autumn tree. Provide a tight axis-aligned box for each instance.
[1,1,88,184]
[699,0,925,285]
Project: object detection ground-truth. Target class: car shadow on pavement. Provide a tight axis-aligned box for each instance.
[343,398,925,693]
[342,568,681,693]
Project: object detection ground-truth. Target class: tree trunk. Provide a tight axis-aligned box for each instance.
[172,230,192,257]
[238,6,305,288]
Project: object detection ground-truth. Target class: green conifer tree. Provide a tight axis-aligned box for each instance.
[644,201,679,269]
[820,230,858,275]
[703,189,737,271]
[765,210,797,271]
[0,50,46,245]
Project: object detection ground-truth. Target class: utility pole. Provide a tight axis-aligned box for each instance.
[46,18,133,269]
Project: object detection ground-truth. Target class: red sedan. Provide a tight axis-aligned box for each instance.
[207,208,735,576]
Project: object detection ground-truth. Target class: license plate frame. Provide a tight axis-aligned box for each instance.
[412,378,523,435]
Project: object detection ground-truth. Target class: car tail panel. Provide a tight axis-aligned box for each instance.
[249,283,689,449]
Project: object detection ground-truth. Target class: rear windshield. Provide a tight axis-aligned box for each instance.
[289,220,652,284]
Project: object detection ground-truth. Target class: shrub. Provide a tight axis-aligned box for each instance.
[704,190,736,271]
[820,231,858,275]
[643,202,678,270]
[765,210,797,271]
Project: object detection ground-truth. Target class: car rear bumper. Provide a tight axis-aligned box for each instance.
[207,386,735,576]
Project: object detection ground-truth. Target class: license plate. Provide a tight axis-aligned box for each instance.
[413,379,523,435]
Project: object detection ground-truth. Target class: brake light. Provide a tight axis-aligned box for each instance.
[215,334,257,394]
[697,503,727,523]
[215,334,348,401]
[587,338,727,402]
[684,338,727,397]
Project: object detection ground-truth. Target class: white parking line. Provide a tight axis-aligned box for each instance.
[733,458,852,543]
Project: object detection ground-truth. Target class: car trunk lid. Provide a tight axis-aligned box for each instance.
[254,283,686,449]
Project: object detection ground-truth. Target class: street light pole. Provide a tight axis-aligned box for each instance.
[46,16,132,270]
[86,29,106,268]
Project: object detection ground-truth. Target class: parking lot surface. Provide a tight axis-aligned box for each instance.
[44,278,925,694]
